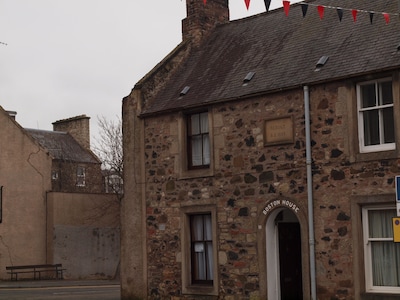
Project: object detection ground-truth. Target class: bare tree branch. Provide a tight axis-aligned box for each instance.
[92,115,123,198]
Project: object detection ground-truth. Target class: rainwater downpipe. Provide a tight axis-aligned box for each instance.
[304,85,317,300]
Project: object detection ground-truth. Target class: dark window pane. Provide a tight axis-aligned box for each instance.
[371,241,400,286]
[190,114,200,135]
[381,81,393,105]
[190,214,213,284]
[383,107,395,143]
[191,136,203,166]
[187,112,210,169]
[363,110,380,146]
[366,209,400,287]
[203,214,212,240]
[191,215,204,240]
[193,249,207,280]
[361,84,376,108]
[202,134,210,165]
[368,209,395,238]
[200,112,208,133]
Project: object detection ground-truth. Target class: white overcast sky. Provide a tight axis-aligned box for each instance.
[0,0,301,143]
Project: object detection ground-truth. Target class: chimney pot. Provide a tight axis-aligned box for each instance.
[6,111,17,120]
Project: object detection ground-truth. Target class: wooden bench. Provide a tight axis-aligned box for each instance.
[6,264,65,281]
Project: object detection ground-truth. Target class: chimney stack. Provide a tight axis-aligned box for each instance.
[53,115,91,150]
[182,0,229,44]
[6,111,17,120]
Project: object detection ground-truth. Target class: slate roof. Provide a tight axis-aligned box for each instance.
[25,128,100,164]
[142,0,400,115]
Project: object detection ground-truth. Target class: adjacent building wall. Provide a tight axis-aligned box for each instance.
[0,107,120,281]
[47,192,120,280]
[0,108,52,279]
[121,89,147,299]
[51,160,104,193]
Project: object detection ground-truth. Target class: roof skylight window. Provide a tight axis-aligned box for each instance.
[243,72,255,86]
[180,86,190,96]
[315,56,329,72]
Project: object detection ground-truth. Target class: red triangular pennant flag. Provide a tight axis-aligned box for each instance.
[283,1,290,16]
[317,5,325,20]
[383,12,390,24]
[244,0,250,10]
[352,9,358,22]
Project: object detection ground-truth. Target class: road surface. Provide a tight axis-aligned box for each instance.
[0,284,120,300]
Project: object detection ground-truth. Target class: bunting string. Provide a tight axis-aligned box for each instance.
[298,1,398,17]
[289,1,399,24]
[200,0,398,25]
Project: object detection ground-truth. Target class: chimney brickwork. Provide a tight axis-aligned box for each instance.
[6,111,17,120]
[53,115,91,149]
[182,0,229,44]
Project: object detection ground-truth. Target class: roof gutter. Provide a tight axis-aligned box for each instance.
[138,66,400,118]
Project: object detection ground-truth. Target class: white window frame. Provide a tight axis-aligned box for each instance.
[362,205,400,293]
[357,78,395,153]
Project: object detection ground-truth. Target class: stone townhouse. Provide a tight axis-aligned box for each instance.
[0,108,120,280]
[121,0,400,299]
[27,115,104,194]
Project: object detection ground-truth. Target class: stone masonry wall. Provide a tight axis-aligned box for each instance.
[142,81,399,299]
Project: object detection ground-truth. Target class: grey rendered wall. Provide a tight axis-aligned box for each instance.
[47,192,120,280]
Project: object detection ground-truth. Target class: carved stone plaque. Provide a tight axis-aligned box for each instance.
[264,116,294,146]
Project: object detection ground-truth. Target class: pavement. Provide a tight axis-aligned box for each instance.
[0,279,120,289]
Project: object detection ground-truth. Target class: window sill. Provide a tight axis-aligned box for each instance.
[179,167,214,180]
[183,284,218,296]
[355,149,397,162]
[360,144,395,153]
[361,292,400,300]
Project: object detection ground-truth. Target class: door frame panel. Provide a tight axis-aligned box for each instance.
[257,199,311,300]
